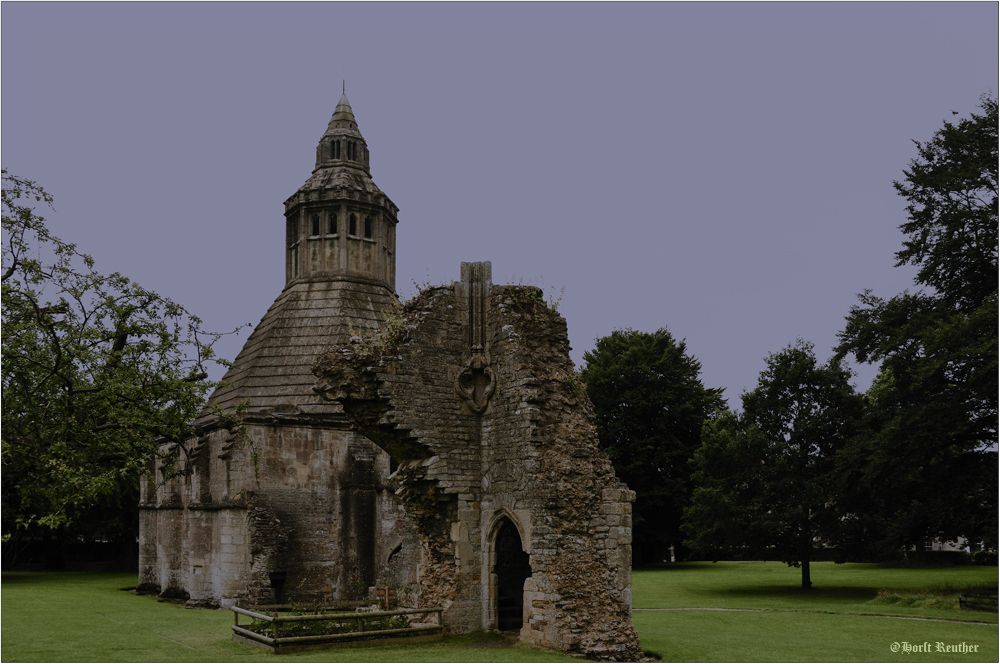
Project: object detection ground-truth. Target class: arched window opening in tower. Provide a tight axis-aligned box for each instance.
[364,216,373,239]
[349,213,357,236]
[329,212,337,235]
[311,214,320,237]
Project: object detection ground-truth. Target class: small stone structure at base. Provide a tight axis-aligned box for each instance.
[315,262,643,661]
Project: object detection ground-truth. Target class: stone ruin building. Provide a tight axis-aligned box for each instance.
[138,94,642,660]
[315,262,642,659]
[138,92,407,608]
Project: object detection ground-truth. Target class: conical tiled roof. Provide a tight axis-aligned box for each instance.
[202,280,394,417]
[329,93,358,129]
[199,94,397,423]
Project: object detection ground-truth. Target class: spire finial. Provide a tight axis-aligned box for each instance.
[342,80,345,95]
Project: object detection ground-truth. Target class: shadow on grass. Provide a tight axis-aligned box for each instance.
[2,571,133,584]
[711,584,877,603]
[1,572,49,584]
[634,562,740,572]
[448,631,521,649]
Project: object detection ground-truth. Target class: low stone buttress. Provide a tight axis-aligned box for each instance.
[314,262,643,661]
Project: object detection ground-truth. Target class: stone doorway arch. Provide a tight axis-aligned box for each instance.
[487,512,531,632]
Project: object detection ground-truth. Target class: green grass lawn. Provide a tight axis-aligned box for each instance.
[635,609,996,662]
[0,572,572,663]
[2,563,997,662]
[632,561,998,662]
[633,561,998,621]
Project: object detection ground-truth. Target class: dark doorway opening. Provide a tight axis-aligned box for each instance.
[268,571,287,604]
[494,518,530,632]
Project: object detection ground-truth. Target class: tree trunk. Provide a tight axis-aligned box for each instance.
[801,547,812,589]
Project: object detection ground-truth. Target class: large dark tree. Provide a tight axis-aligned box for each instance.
[835,96,998,554]
[1,171,238,560]
[684,341,863,589]
[581,328,724,564]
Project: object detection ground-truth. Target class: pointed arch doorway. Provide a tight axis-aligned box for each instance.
[490,516,531,632]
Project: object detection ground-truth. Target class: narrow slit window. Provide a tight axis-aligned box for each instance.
[349,213,357,236]
[311,214,320,236]
[364,216,373,238]
[329,212,337,234]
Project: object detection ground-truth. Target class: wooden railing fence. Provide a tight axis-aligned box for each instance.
[231,606,444,653]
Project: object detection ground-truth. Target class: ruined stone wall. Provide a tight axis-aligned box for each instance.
[138,420,411,608]
[314,265,642,660]
[484,287,638,658]
[314,284,485,625]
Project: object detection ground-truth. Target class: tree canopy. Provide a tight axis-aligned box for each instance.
[1,171,235,543]
[835,96,998,553]
[892,96,998,311]
[581,328,724,564]
[684,341,863,588]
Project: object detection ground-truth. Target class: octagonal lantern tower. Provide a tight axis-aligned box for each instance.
[138,93,414,609]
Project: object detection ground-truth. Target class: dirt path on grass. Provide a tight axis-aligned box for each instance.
[632,607,996,626]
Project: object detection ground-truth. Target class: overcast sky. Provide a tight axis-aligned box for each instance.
[3,2,997,407]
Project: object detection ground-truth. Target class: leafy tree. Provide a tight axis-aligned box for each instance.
[1,171,235,553]
[581,328,724,564]
[684,341,863,589]
[835,96,998,553]
[893,96,997,312]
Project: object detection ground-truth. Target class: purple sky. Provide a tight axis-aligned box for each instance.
[3,3,997,407]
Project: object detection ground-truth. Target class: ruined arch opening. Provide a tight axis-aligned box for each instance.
[493,517,530,632]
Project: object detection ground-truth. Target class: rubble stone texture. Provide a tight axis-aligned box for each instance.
[315,262,643,660]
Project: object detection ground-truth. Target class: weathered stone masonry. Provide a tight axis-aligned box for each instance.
[138,92,642,661]
[315,262,642,660]
[138,93,416,609]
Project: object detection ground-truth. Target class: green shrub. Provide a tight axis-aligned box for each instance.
[973,550,998,566]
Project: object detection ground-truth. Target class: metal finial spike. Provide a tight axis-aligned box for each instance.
[342,80,345,95]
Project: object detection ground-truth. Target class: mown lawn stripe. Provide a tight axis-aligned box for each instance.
[634,607,997,626]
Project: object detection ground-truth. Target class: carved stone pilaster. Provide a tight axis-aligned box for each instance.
[456,262,495,414]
